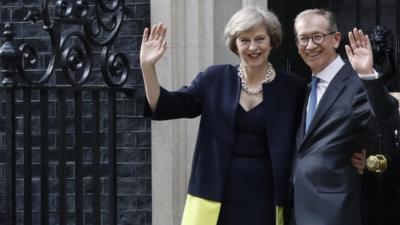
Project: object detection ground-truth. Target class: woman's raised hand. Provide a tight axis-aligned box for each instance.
[140,23,167,68]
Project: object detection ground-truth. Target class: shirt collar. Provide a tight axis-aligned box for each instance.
[314,55,345,83]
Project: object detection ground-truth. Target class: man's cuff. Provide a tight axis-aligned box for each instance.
[358,69,380,80]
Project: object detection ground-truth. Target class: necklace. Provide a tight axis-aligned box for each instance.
[237,62,276,95]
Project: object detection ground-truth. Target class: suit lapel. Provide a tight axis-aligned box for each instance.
[298,63,352,151]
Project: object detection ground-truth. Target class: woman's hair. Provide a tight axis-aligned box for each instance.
[294,9,338,35]
[224,7,282,55]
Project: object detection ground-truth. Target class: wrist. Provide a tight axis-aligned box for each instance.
[358,69,379,80]
[358,68,374,75]
[140,62,156,71]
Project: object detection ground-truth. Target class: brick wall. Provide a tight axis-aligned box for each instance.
[0,0,151,224]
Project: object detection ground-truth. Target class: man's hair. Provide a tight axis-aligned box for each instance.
[294,9,338,35]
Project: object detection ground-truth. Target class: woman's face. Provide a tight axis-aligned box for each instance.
[235,25,272,70]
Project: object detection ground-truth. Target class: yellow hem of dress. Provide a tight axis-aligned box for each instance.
[276,206,284,225]
[181,194,221,225]
[181,194,284,225]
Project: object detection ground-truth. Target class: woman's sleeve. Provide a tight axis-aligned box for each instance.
[143,71,207,120]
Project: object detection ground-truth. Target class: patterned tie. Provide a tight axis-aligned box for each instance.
[305,76,319,132]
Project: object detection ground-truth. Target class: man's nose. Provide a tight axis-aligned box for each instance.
[305,39,318,49]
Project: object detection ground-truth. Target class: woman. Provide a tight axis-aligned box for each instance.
[140,7,363,225]
[141,7,304,225]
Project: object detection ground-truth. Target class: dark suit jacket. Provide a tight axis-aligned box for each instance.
[144,64,306,206]
[292,63,400,225]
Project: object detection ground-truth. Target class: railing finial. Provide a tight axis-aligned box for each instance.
[0,23,21,86]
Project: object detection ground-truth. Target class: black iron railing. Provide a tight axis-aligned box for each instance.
[0,1,136,225]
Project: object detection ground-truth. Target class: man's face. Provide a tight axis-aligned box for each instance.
[295,15,341,74]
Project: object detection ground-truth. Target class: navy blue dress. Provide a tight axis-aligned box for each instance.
[217,102,274,225]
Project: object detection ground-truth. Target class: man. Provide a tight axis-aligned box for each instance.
[291,9,400,225]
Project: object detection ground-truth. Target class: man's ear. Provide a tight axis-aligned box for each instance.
[334,32,341,49]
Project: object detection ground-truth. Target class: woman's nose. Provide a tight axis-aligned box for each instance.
[249,41,258,50]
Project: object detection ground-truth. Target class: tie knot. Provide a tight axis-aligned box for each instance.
[311,76,319,88]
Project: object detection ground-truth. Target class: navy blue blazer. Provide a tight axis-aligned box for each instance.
[144,64,307,205]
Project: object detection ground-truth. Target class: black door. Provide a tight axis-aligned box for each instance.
[268,1,400,225]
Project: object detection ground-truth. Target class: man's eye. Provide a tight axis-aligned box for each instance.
[313,35,324,41]
[298,37,308,42]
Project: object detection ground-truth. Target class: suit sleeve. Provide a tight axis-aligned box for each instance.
[143,71,207,120]
[358,79,400,185]
[351,78,400,151]
[356,79,400,131]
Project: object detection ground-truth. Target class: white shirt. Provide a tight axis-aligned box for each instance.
[308,55,379,110]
